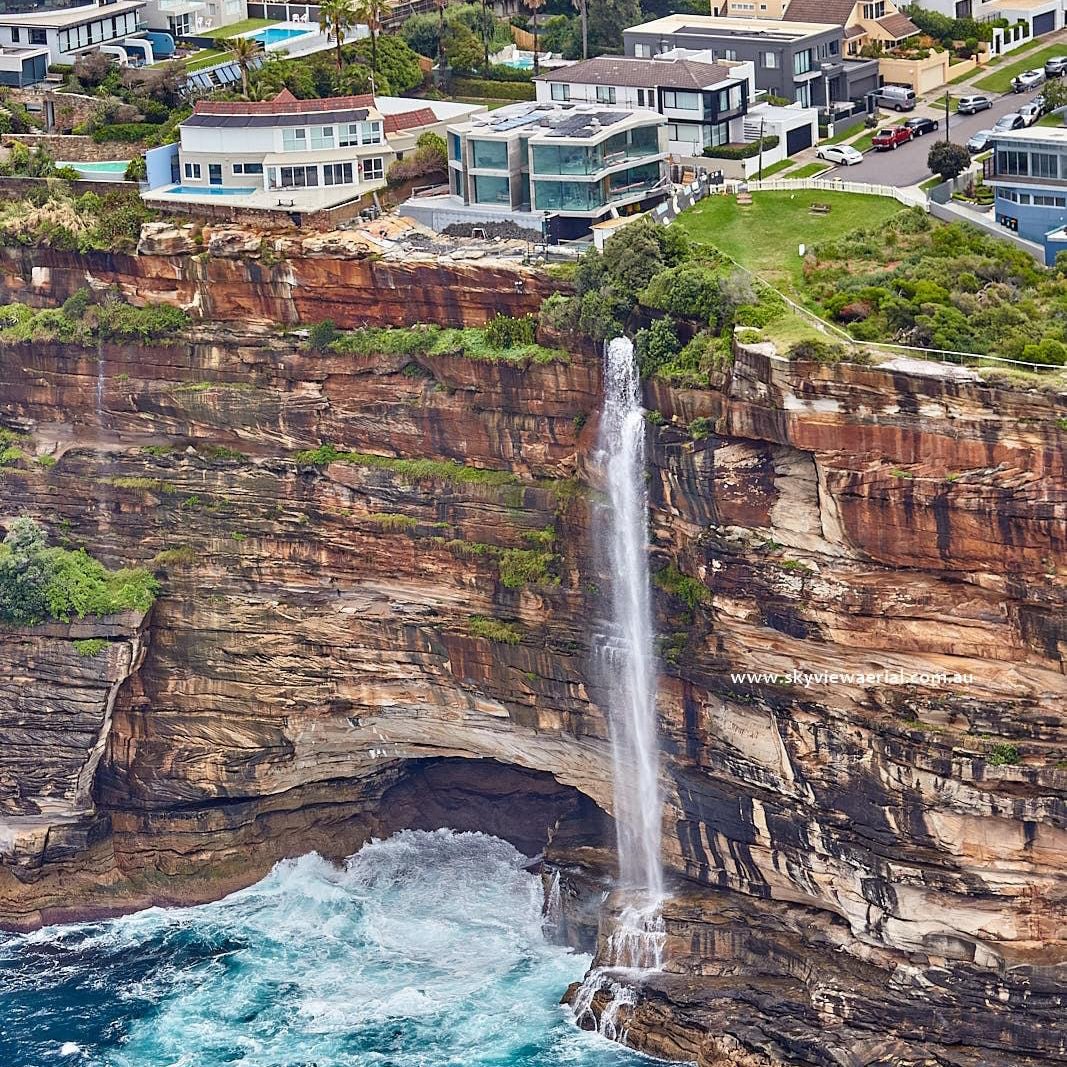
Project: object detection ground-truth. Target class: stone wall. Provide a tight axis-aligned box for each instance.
[2,133,134,162]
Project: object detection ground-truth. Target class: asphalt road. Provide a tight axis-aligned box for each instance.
[820,86,1048,186]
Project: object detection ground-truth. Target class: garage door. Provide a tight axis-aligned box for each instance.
[1034,11,1056,35]
[786,124,813,154]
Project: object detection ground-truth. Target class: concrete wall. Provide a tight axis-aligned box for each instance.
[878,51,950,95]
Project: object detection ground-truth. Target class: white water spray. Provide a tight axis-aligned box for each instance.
[597,336,664,905]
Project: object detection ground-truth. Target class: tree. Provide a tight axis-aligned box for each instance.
[319,0,357,77]
[354,0,388,78]
[927,140,971,182]
[0,519,50,626]
[479,0,491,68]
[527,0,545,75]
[353,35,423,95]
[224,35,262,99]
[1041,75,1067,114]
[573,0,588,59]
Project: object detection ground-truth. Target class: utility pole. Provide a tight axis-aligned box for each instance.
[944,91,950,143]
[758,115,765,180]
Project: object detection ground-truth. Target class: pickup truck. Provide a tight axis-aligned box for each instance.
[871,126,914,150]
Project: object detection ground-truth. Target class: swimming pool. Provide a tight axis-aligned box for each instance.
[164,185,257,196]
[57,160,130,178]
[503,56,533,69]
[250,26,314,46]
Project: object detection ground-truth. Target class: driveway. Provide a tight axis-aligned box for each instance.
[820,87,1048,187]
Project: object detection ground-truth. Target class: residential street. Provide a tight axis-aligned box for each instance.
[832,86,1048,186]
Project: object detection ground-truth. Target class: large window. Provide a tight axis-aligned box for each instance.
[232,162,264,175]
[795,82,811,107]
[310,126,335,150]
[793,49,813,76]
[471,138,508,169]
[716,84,743,113]
[533,179,605,212]
[183,162,201,180]
[282,128,308,152]
[997,149,1029,176]
[531,143,596,175]
[448,132,462,161]
[1031,151,1060,179]
[276,165,319,188]
[338,121,382,148]
[323,162,355,185]
[550,82,570,101]
[359,157,384,182]
[473,174,510,204]
[662,90,700,111]
[863,1,886,17]
[596,85,616,104]
[607,160,660,199]
[667,123,701,149]
[761,51,778,69]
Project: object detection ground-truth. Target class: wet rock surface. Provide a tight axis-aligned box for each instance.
[0,325,1063,1065]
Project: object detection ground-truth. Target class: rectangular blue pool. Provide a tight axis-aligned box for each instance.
[250,27,314,45]
[164,185,256,196]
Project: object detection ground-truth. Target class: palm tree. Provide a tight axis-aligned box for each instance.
[572,0,587,60]
[224,35,261,99]
[319,0,357,77]
[527,0,545,76]
[354,0,387,77]
[479,0,490,69]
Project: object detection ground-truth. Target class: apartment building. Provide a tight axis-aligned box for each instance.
[0,0,150,68]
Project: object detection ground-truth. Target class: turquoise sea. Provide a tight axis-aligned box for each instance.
[0,829,652,1067]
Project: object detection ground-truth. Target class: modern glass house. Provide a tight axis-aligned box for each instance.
[439,101,668,240]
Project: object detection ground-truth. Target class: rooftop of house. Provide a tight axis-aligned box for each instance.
[991,126,1067,147]
[0,0,145,28]
[876,13,921,38]
[452,100,664,142]
[624,13,839,39]
[781,0,860,24]
[185,90,438,133]
[532,54,739,90]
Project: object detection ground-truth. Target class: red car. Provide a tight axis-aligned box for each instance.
[871,126,914,150]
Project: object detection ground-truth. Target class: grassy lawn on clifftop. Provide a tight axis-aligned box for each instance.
[674,190,904,287]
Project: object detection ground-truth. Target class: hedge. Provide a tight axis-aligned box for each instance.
[451,77,535,100]
[703,136,779,160]
[91,122,158,144]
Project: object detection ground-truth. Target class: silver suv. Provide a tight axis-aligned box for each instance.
[1045,56,1067,77]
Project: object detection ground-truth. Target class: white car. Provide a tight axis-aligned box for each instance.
[815,144,864,166]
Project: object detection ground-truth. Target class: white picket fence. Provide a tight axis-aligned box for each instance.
[728,177,927,211]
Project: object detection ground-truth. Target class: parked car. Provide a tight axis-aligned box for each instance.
[1011,69,1045,92]
[1045,55,1067,77]
[814,144,864,166]
[994,112,1027,132]
[873,85,917,111]
[967,129,994,154]
[958,95,994,115]
[1018,101,1042,126]
[903,116,939,137]
[871,126,914,150]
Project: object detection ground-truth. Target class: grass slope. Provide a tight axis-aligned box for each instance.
[975,45,1067,94]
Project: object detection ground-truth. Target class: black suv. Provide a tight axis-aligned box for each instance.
[904,116,940,137]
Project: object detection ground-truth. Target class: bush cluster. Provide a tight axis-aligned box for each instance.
[803,208,1067,363]
[702,135,779,160]
[0,518,158,626]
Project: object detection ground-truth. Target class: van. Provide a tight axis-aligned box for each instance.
[875,85,916,111]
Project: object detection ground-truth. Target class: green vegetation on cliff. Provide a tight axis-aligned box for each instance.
[467,616,523,645]
[294,444,522,487]
[328,317,569,366]
[0,518,158,626]
[0,290,189,345]
[0,186,151,253]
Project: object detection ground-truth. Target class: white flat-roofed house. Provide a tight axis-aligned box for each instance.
[0,1,150,69]
[402,99,669,241]
[145,89,486,213]
[533,54,757,160]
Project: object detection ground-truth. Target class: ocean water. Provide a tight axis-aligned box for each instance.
[0,830,652,1067]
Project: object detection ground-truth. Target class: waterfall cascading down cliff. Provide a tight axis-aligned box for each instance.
[573,338,666,1036]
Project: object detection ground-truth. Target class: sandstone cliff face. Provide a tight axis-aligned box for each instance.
[0,324,1064,1066]
[0,244,553,328]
